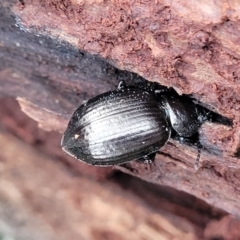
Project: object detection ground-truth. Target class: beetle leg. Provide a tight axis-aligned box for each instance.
[118,80,127,90]
[173,134,203,170]
[137,152,156,164]
[194,142,203,170]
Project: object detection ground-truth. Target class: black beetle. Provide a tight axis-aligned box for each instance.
[61,80,211,168]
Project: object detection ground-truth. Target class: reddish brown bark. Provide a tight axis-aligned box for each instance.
[1,1,240,238]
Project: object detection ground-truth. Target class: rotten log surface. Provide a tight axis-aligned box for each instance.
[0,129,200,240]
[1,0,240,226]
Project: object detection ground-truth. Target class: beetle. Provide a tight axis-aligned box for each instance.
[61,80,210,168]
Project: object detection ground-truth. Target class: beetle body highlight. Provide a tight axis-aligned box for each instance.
[61,84,171,165]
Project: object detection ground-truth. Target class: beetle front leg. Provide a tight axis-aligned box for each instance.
[172,134,202,170]
[117,80,127,90]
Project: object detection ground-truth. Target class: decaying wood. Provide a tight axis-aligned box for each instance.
[0,130,199,240]
[1,0,240,228]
